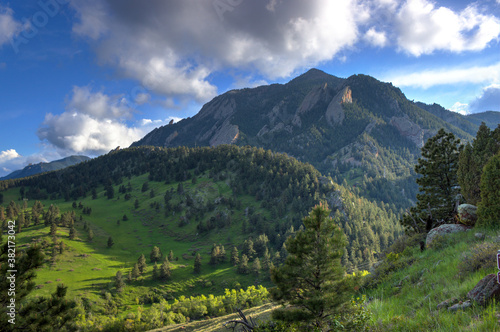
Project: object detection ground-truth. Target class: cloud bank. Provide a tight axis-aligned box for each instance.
[68,0,500,104]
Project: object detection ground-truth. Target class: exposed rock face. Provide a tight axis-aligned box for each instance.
[325,86,351,126]
[293,83,332,128]
[390,114,424,148]
[426,224,470,248]
[208,119,239,147]
[467,274,500,306]
[457,204,478,226]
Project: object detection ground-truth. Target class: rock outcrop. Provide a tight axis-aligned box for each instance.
[426,224,470,248]
[325,86,351,126]
[390,114,424,148]
[467,274,500,306]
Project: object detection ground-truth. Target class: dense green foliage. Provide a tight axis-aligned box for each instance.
[400,129,462,233]
[457,123,500,205]
[270,204,351,329]
[477,153,500,228]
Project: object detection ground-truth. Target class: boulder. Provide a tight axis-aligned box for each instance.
[426,224,470,248]
[467,274,500,306]
[457,204,478,226]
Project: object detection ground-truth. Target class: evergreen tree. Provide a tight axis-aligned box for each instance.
[218,245,227,263]
[69,226,76,240]
[160,260,171,281]
[401,129,461,233]
[237,254,249,274]
[210,244,220,265]
[50,221,58,237]
[150,246,162,263]
[137,254,147,273]
[0,244,76,330]
[242,239,256,260]
[194,253,202,274]
[252,257,261,276]
[114,270,125,293]
[127,270,133,283]
[131,263,141,280]
[168,250,174,262]
[107,236,114,248]
[270,203,351,329]
[458,123,500,205]
[477,153,500,228]
[134,199,140,209]
[230,246,240,266]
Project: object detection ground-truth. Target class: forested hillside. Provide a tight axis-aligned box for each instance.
[132,69,486,211]
[0,145,401,330]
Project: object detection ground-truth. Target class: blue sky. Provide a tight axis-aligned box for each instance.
[1,0,500,176]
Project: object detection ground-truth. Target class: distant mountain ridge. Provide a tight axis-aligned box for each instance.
[0,155,91,180]
[132,68,499,209]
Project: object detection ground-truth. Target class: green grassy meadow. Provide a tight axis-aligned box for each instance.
[2,172,273,321]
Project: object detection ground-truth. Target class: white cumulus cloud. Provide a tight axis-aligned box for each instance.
[37,87,150,155]
[395,0,500,56]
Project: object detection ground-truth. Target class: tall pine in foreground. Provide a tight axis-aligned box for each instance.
[270,203,351,330]
[401,129,461,233]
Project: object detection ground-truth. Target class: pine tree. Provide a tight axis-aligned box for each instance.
[242,239,256,260]
[270,203,351,329]
[150,246,162,263]
[69,226,76,240]
[50,221,58,237]
[252,257,261,276]
[160,260,171,281]
[107,236,114,248]
[137,254,147,273]
[458,123,499,205]
[194,253,202,274]
[0,244,76,330]
[210,244,220,265]
[131,263,141,280]
[237,254,249,274]
[114,271,125,293]
[401,129,461,233]
[168,250,174,262]
[477,153,500,228]
[218,245,226,263]
[230,246,240,266]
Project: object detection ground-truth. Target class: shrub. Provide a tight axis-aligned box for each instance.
[457,242,498,279]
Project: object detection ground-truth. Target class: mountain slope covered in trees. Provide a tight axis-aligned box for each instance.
[0,145,401,330]
[132,69,492,211]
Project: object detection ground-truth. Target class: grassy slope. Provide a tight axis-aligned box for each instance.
[2,172,272,317]
[366,230,500,331]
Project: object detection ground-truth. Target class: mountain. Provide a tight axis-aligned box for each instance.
[132,69,491,210]
[466,111,500,129]
[0,155,91,180]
